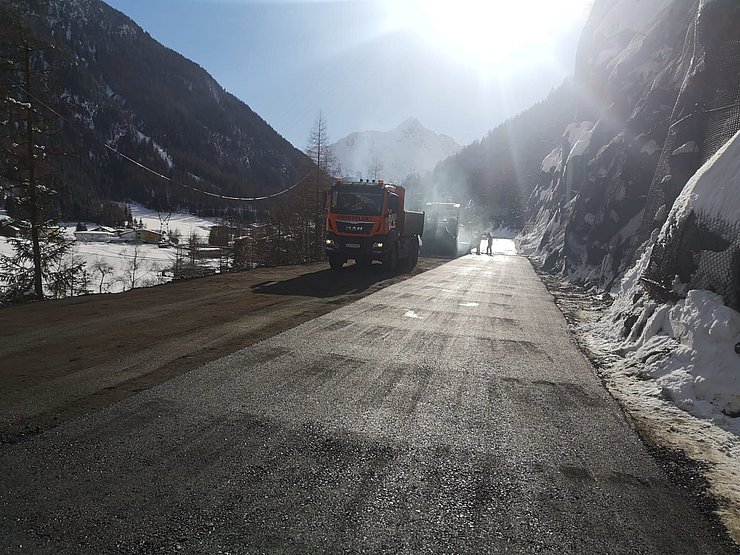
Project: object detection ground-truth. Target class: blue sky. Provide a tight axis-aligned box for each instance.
[104,0,592,149]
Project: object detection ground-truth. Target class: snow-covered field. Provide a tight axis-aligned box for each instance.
[1,203,219,295]
[127,203,217,241]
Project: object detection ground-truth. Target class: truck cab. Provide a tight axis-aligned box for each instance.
[324,179,423,272]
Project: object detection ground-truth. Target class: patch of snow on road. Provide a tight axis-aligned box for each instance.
[491,238,517,255]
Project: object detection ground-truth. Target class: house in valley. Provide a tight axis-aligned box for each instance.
[119,229,162,244]
[74,230,116,242]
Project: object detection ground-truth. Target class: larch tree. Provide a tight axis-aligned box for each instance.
[368,155,384,181]
[304,110,340,260]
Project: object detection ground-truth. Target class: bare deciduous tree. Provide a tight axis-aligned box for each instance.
[91,258,114,294]
[368,155,384,181]
[121,244,144,291]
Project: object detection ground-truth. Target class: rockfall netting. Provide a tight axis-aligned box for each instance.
[644,212,740,311]
[640,1,740,311]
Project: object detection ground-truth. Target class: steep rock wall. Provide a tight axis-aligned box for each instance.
[521,0,740,309]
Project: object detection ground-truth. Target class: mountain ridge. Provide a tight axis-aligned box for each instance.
[332,118,460,183]
[1,0,311,220]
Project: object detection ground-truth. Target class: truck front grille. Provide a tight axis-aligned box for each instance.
[336,221,374,235]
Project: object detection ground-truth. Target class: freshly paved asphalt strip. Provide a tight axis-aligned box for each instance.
[0,242,733,553]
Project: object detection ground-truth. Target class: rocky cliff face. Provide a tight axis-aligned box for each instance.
[1,0,309,218]
[520,0,740,312]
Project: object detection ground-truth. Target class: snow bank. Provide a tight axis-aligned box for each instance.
[667,129,740,227]
[586,131,740,434]
[658,291,740,417]
[589,266,740,433]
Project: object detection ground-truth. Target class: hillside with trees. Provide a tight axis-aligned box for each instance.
[0,0,310,223]
[422,79,590,228]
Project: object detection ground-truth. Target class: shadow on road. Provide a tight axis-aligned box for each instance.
[251,263,395,298]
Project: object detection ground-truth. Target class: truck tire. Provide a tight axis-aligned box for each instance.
[329,254,345,272]
[403,239,420,272]
[383,246,398,274]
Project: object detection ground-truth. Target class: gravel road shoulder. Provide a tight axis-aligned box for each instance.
[533,264,740,547]
[0,258,447,442]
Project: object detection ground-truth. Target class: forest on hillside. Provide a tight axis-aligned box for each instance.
[419,79,593,229]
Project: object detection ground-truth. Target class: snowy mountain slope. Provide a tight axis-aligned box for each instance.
[332,118,460,182]
[515,3,740,535]
[580,132,740,538]
[516,2,740,521]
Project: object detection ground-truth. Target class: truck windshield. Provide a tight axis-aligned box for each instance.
[332,190,384,216]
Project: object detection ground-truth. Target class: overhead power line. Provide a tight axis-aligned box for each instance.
[12,84,311,202]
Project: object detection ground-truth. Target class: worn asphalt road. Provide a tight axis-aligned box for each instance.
[0,243,735,553]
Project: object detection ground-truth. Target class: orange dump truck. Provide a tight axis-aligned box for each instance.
[324,179,424,272]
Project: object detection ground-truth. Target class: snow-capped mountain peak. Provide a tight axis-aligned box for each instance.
[398,117,423,132]
[332,119,461,182]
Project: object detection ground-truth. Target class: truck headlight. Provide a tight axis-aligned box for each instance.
[373,242,384,249]
[325,239,335,247]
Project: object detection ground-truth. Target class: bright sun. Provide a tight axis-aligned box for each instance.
[390,0,591,70]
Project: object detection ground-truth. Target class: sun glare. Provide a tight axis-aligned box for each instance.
[389,0,591,71]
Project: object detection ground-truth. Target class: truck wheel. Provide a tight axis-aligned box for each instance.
[411,240,420,269]
[329,255,345,272]
[383,247,398,274]
[403,240,420,272]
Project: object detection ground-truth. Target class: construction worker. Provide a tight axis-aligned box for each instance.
[474,230,481,255]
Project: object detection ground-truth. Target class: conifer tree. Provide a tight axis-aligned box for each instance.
[0,6,83,303]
